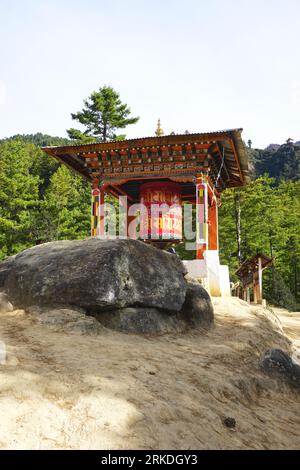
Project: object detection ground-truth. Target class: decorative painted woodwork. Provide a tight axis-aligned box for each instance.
[91,188,100,237]
[91,187,104,237]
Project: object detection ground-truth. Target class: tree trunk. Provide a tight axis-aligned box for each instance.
[269,229,275,297]
[234,190,242,265]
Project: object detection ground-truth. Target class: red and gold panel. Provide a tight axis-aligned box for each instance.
[140,181,182,240]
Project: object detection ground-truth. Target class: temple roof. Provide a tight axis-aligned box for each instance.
[42,128,250,190]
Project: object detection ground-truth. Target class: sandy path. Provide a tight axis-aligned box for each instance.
[0,298,299,450]
[270,306,300,365]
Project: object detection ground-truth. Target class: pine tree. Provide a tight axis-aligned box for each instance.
[218,176,300,306]
[67,85,139,142]
[0,140,41,259]
[43,165,90,241]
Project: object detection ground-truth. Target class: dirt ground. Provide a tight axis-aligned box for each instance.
[0,297,299,450]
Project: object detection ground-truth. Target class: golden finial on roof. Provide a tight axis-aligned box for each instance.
[155,118,164,137]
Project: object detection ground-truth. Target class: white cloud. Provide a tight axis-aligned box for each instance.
[0,80,7,105]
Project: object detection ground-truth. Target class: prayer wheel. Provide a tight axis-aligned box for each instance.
[140,181,182,240]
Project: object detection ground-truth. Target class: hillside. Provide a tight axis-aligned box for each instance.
[248,141,300,181]
[0,133,70,147]
[0,298,299,450]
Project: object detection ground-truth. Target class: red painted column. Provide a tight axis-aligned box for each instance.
[208,198,219,251]
[196,177,209,259]
[99,186,105,237]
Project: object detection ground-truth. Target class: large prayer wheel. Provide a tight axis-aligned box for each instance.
[140,181,182,240]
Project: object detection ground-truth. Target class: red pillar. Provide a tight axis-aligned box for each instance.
[196,177,209,260]
[91,181,105,237]
[208,198,218,251]
[99,186,105,237]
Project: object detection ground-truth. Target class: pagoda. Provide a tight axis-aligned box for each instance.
[43,126,249,296]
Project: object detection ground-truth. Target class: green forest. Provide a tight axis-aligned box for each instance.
[0,87,299,310]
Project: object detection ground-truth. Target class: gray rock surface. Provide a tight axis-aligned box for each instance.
[0,239,214,335]
[64,317,103,335]
[95,307,186,335]
[1,239,187,312]
[180,280,214,328]
[261,348,300,388]
[30,307,102,335]
[93,281,214,334]
[0,255,16,289]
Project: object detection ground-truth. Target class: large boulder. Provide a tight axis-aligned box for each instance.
[94,307,186,335]
[0,255,16,289]
[28,306,102,335]
[1,239,187,313]
[180,280,214,328]
[261,348,300,388]
[93,289,214,334]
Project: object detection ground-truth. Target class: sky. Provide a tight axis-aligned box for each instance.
[0,0,299,148]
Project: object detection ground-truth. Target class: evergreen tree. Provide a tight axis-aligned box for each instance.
[218,177,300,307]
[43,165,90,241]
[3,133,70,147]
[0,140,40,259]
[67,85,139,142]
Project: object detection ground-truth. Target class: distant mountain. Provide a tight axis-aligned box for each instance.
[249,142,300,182]
[264,144,281,151]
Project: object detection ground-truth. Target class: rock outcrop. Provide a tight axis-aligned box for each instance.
[0,255,15,290]
[94,307,186,335]
[2,239,187,312]
[261,349,300,389]
[28,307,103,335]
[180,280,214,328]
[0,239,214,334]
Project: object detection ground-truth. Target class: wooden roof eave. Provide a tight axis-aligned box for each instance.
[41,129,244,155]
[43,148,92,181]
[229,130,251,184]
[42,128,250,187]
